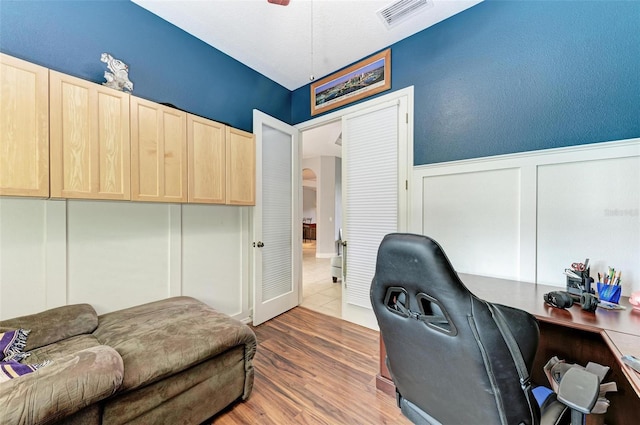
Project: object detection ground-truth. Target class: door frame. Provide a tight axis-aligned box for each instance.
[295,86,414,319]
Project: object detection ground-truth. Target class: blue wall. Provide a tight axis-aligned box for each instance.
[0,0,290,132]
[292,0,640,165]
[2,1,638,165]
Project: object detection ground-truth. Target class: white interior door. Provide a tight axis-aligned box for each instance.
[341,97,409,329]
[252,110,301,326]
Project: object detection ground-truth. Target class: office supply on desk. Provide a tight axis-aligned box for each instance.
[544,291,574,309]
[546,290,599,312]
[564,269,582,279]
[571,259,589,272]
[565,262,594,300]
[598,300,626,310]
[621,355,640,374]
[598,282,622,304]
[580,291,599,312]
[596,266,622,304]
[564,265,599,312]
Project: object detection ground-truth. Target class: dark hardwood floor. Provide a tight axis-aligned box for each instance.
[211,307,410,425]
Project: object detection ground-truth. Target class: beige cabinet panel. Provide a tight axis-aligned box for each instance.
[49,71,130,200]
[226,127,255,205]
[131,97,187,202]
[0,53,49,197]
[187,114,225,204]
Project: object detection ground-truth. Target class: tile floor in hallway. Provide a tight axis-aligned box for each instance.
[300,240,342,318]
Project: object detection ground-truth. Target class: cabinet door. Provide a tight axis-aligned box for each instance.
[187,114,225,204]
[226,127,255,205]
[130,97,187,202]
[0,53,49,197]
[49,71,130,200]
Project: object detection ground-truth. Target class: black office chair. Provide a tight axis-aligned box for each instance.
[370,233,599,425]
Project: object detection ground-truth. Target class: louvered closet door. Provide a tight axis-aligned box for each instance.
[342,100,400,309]
[252,110,301,326]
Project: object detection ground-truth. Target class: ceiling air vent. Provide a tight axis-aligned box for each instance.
[377,0,432,29]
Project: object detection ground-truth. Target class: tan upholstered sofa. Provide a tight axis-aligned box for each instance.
[0,296,256,425]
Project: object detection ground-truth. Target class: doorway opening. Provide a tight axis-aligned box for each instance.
[299,125,343,319]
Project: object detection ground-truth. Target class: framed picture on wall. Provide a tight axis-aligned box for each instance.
[310,48,391,116]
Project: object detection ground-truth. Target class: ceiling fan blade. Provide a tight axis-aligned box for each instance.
[267,0,290,5]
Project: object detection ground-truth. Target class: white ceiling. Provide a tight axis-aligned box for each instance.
[133,0,481,91]
[132,0,482,158]
[301,119,342,159]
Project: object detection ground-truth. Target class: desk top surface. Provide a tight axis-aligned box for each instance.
[459,273,640,336]
[459,273,640,395]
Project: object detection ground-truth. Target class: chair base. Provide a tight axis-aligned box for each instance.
[398,394,441,425]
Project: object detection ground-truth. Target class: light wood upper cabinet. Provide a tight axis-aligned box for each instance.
[130,97,187,202]
[49,71,131,200]
[187,114,226,204]
[226,126,255,206]
[0,54,255,205]
[0,53,49,197]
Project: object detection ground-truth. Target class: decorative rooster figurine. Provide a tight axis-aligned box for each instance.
[100,53,133,93]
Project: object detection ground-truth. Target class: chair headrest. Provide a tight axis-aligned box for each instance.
[372,233,473,316]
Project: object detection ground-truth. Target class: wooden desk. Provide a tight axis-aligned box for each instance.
[376,274,640,424]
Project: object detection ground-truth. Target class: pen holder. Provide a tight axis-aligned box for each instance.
[597,283,621,304]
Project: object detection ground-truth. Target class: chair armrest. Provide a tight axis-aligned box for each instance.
[0,345,123,425]
[557,367,600,414]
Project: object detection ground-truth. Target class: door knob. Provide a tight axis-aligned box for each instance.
[256,241,264,248]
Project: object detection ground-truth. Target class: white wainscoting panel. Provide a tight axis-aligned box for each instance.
[182,204,248,317]
[0,198,250,320]
[0,198,48,318]
[66,201,172,314]
[537,156,639,291]
[422,168,521,280]
[412,138,640,295]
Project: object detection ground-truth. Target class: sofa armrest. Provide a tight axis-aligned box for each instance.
[0,304,98,350]
[0,345,123,425]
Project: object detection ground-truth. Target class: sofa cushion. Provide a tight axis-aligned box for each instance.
[102,345,247,425]
[27,334,102,364]
[93,296,257,392]
[0,345,123,425]
[0,304,98,350]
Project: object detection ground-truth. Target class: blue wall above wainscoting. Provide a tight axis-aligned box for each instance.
[0,0,290,132]
[2,1,638,165]
[292,0,640,165]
